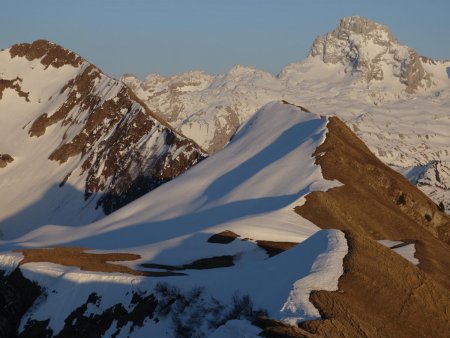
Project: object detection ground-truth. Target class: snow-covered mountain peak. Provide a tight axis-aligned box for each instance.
[0,40,205,239]
[224,64,265,78]
[210,64,277,90]
[308,16,436,93]
[122,70,214,99]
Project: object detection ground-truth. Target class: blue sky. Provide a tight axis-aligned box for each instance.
[2,0,449,78]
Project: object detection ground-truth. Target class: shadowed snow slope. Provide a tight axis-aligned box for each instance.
[0,102,348,337]
[8,102,341,252]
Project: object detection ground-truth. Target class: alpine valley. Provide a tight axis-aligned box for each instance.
[0,16,449,338]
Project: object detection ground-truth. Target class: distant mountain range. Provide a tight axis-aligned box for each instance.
[124,16,450,213]
[0,16,449,338]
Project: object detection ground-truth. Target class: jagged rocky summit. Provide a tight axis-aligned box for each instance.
[309,16,434,93]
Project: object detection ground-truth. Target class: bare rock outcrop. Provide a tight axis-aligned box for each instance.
[0,154,14,168]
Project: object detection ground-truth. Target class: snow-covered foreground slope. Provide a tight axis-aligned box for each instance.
[0,40,204,240]
[0,102,348,337]
[9,230,346,337]
[124,16,450,212]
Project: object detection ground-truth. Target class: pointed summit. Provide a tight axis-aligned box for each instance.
[309,16,433,93]
[332,16,394,39]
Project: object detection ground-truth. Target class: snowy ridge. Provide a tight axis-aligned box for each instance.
[1,102,348,336]
[9,102,341,249]
[123,16,450,212]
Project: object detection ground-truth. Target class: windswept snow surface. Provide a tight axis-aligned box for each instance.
[2,102,348,335]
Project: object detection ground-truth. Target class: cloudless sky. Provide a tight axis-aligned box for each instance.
[1,0,449,79]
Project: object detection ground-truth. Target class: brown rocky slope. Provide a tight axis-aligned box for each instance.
[282,115,450,337]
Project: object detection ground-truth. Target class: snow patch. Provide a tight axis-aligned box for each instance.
[378,240,419,265]
[0,251,23,276]
[280,230,347,323]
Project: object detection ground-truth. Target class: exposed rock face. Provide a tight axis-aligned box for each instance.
[0,40,206,237]
[0,154,14,168]
[415,161,450,213]
[309,16,433,92]
[300,232,450,337]
[0,269,42,338]
[0,77,29,101]
[296,115,450,286]
[297,116,450,241]
[9,39,83,69]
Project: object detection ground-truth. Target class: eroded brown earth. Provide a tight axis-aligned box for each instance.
[289,116,450,337]
[17,247,183,277]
